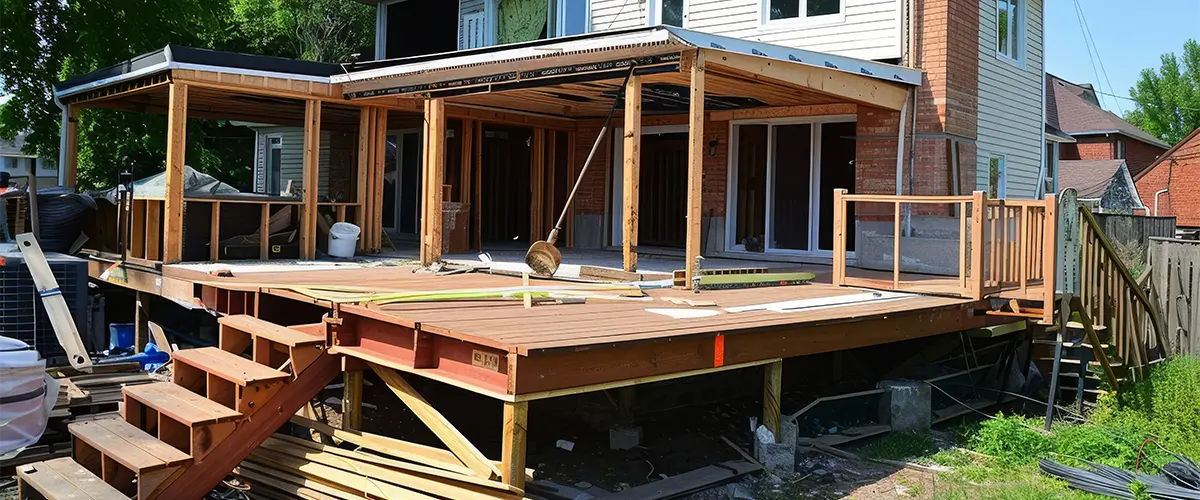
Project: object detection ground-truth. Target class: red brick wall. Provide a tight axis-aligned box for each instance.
[1061,135,1114,161]
[1124,138,1166,177]
[1135,132,1200,227]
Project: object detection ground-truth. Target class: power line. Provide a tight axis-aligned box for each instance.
[1089,89,1200,112]
[1070,0,1110,110]
[1072,0,1123,114]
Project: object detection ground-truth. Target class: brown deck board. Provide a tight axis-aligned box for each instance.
[172,347,289,385]
[219,315,322,347]
[18,457,128,500]
[69,418,192,471]
[124,382,242,426]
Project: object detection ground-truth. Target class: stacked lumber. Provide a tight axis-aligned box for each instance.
[235,433,527,500]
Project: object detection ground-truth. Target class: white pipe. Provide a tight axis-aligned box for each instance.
[1154,188,1168,216]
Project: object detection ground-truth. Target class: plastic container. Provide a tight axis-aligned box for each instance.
[95,342,170,371]
[0,337,59,455]
[108,323,135,351]
[327,222,361,258]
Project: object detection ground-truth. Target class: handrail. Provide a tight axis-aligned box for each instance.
[1078,205,1167,376]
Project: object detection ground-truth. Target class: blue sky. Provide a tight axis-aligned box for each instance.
[1044,0,1200,114]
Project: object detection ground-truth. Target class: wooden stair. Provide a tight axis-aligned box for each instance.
[17,315,340,500]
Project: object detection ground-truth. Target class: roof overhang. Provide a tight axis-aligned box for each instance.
[334,26,920,113]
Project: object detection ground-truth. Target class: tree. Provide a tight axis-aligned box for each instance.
[1125,39,1200,146]
[0,0,373,190]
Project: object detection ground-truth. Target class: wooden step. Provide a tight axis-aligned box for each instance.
[69,418,191,499]
[17,457,128,500]
[172,347,288,415]
[123,382,242,460]
[218,315,324,374]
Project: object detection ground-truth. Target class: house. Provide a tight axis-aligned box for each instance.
[0,97,58,187]
[1135,126,1200,229]
[1057,159,1144,213]
[362,0,1048,263]
[1044,73,1169,193]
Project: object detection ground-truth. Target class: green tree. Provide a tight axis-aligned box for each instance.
[0,0,373,190]
[1125,39,1200,146]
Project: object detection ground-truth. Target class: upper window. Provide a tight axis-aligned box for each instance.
[1115,139,1126,159]
[996,0,1021,61]
[550,0,588,37]
[767,0,842,22]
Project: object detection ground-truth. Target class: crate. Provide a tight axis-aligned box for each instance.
[0,249,89,360]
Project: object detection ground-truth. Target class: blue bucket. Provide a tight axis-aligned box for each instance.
[108,323,135,351]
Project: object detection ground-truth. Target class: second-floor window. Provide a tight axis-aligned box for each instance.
[996,0,1022,61]
[1115,138,1126,159]
[766,0,842,22]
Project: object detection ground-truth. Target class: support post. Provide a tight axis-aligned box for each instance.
[832,189,846,285]
[134,291,150,353]
[300,100,322,260]
[64,105,79,189]
[473,120,483,251]
[372,108,387,251]
[209,202,221,261]
[763,360,782,443]
[343,370,363,431]
[622,75,642,272]
[356,108,371,252]
[421,99,446,266]
[163,82,188,263]
[685,51,705,289]
[501,401,529,489]
[1042,194,1057,325]
[530,128,545,241]
[970,191,987,299]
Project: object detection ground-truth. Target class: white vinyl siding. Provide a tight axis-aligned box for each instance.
[976,0,1043,199]
[590,0,902,61]
[253,126,332,198]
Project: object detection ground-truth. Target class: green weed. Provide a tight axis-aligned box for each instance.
[859,431,937,461]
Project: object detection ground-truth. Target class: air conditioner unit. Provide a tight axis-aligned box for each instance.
[0,247,89,362]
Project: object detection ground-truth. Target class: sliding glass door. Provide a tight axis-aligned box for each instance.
[727,118,856,255]
[383,130,422,239]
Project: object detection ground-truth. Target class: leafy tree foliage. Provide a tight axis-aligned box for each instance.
[0,0,373,190]
[1125,39,1200,146]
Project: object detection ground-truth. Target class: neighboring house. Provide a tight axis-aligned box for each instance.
[0,131,58,188]
[1045,74,1169,185]
[1057,159,1144,213]
[1135,127,1200,229]
[362,0,1047,260]
[242,124,358,202]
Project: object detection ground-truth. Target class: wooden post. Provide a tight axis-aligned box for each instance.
[134,291,150,353]
[259,204,270,260]
[893,202,902,288]
[831,189,846,286]
[356,108,371,252]
[421,99,446,265]
[1042,194,1057,325]
[565,131,576,248]
[530,128,545,241]
[970,191,986,299]
[684,51,705,289]
[163,82,188,264]
[209,202,221,261]
[64,105,79,190]
[343,370,364,431]
[373,108,387,251]
[300,100,322,260]
[763,360,782,443]
[501,401,528,489]
[545,131,556,236]
[461,119,473,204]
[473,120,483,251]
[623,75,642,272]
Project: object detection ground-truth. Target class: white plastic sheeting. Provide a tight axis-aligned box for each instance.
[0,337,61,457]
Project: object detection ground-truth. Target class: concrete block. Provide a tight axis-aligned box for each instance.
[752,419,798,476]
[609,425,642,450]
[877,380,931,432]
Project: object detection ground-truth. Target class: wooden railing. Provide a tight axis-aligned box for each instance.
[832,190,1057,325]
[1078,206,1167,376]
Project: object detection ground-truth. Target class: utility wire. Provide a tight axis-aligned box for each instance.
[1072,0,1123,114]
[1071,0,1111,111]
[1089,89,1200,112]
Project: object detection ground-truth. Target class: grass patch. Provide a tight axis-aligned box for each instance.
[859,431,937,461]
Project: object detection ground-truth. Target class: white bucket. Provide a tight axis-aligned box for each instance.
[328,222,361,258]
[0,337,59,455]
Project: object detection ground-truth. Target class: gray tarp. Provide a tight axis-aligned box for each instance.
[94,166,240,204]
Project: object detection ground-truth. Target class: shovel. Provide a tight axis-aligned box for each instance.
[525,68,636,276]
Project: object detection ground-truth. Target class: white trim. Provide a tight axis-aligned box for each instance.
[759,0,848,28]
[724,115,855,256]
[995,0,1025,68]
[54,61,170,99]
[54,60,331,99]
[551,0,592,36]
[648,0,689,28]
[609,124,689,247]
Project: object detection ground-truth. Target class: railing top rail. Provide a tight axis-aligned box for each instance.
[1149,236,1199,244]
[839,194,976,203]
[985,199,1052,208]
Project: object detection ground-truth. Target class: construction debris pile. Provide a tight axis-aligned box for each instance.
[1040,457,1200,499]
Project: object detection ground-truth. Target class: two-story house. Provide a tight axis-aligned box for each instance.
[345,0,1046,267]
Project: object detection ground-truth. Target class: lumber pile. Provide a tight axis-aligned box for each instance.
[234,432,527,500]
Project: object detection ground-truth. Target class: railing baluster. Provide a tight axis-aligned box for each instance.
[959,201,967,292]
[893,202,901,289]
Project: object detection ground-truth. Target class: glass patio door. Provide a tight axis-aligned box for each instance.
[383,130,422,239]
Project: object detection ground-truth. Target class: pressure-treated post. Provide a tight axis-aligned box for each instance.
[420,99,446,266]
[300,100,322,260]
[970,190,987,299]
[355,107,371,252]
[1041,194,1058,325]
[832,189,847,286]
[684,50,705,289]
[163,82,188,264]
[501,401,529,489]
[64,104,79,189]
[763,360,782,443]
[372,108,388,252]
[343,370,363,431]
[623,75,643,272]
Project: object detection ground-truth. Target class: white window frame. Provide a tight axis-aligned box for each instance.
[376,0,471,60]
[724,115,856,257]
[549,0,591,37]
[995,0,1024,65]
[1115,138,1126,159]
[648,0,688,28]
[264,133,284,195]
[760,0,847,27]
[988,153,1008,198]
[608,124,689,248]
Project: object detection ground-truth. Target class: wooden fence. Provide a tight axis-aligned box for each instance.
[1092,213,1176,257]
[1149,237,1200,356]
